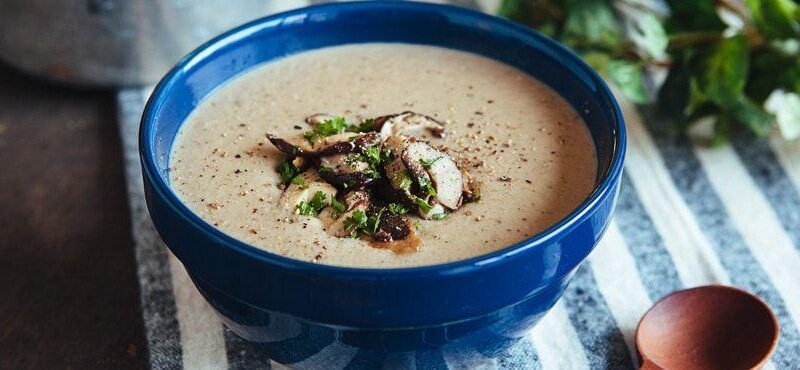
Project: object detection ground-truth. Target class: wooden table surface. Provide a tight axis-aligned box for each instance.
[0,65,148,369]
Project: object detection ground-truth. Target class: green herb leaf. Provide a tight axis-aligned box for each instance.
[747,48,800,103]
[497,0,797,143]
[348,146,386,179]
[398,172,413,191]
[304,116,348,144]
[581,52,612,73]
[367,208,386,235]
[295,201,314,216]
[711,116,735,147]
[387,203,409,215]
[745,0,800,39]
[419,156,443,169]
[431,213,447,220]
[295,191,328,216]
[315,116,348,136]
[343,210,368,238]
[693,35,750,106]
[632,13,669,60]
[497,0,535,25]
[417,177,437,198]
[562,0,624,51]
[292,175,308,190]
[303,130,319,144]
[363,146,382,165]
[413,197,432,214]
[347,118,377,133]
[331,198,346,213]
[725,96,774,136]
[666,1,726,32]
[607,59,650,103]
[309,191,327,210]
[278,157,301,187]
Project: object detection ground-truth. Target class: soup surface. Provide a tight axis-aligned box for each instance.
[169,43,597,268]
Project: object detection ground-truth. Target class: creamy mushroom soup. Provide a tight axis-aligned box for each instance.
[169,44,597,268]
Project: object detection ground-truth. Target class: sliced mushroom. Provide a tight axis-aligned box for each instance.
[268,132,382,189]
[373,213,416,242]
[317,153,375,188]
[315,132,382,157]
[382,135,420,198]
[268,132,381,157]
[339,189,372,210]
[305,114,334,127]
[403,141,464,210]
[382,134,464,216]
[278,169,337,213]
[267,134,307,156]
[400,142,436,200]
[417,201,446,220]
[325,189,371,238]
[375,111,445,140]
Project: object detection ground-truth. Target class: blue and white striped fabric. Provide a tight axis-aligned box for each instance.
[117,1,800,369]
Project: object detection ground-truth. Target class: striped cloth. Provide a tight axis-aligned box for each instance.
[117,2,800,369]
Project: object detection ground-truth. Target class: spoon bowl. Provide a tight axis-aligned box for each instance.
[636,285,779,370]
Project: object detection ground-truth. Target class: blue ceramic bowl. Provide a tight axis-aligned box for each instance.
[140,1,625,368]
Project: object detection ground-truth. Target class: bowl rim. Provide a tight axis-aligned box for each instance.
[139,0,627,279]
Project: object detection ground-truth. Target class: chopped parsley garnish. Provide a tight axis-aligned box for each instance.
[387,203,409,215]
[331,198,346,213]
[419,156,443,169]
[413,197,432,214]
[347,118,377,133]
[296,191,328,216]
[292,175,308,190]
[397,171,413,191]
[341,207,390,237]
[348,146,387,179]
[343,210,368,238]
[278,157,301,188]
[318,166,333,174]
[418,177,437,197]
[367,207,386,235]
[431,213,447,220]
[303,116,348,145]
[363,146,382,165]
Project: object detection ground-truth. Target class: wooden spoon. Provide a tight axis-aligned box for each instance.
[636,285,779,370]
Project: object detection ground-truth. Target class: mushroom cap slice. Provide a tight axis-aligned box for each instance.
[373,213,416,242]
[417,201,446,219]
[383,134,464,213]
[305,113,334,127]
[402,141,464,210]
[339,189,372,210]
[317,153,377,188]
[382,135,422,200]
[325,189,371,238]
[267,132,380,157]
[375,111,445,140]
[314,132,382,157]
[268,132,382,189]
[278,169,337,213]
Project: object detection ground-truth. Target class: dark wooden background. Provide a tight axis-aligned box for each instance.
[0,64,148,369]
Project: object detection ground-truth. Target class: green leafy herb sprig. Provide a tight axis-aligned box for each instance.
[499,0,800,142]
[303,116,380,145]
